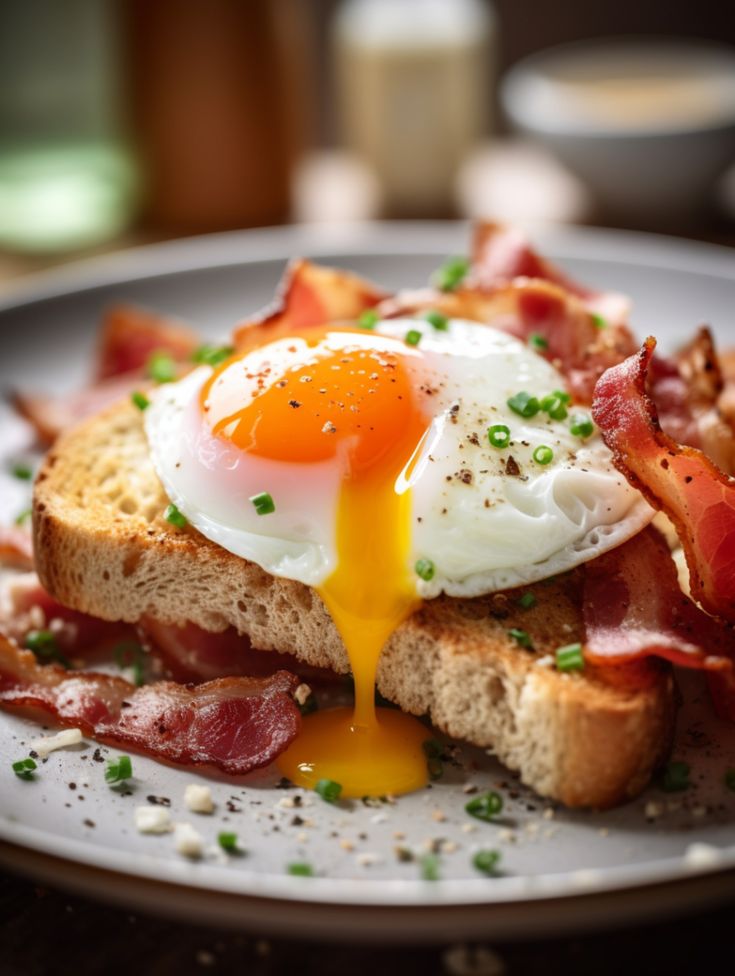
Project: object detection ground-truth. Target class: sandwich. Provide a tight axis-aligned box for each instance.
[3,222,734,809]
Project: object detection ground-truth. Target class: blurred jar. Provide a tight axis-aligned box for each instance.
[0,0,139,254]
[333,0,497,217]
[125,0,311,235]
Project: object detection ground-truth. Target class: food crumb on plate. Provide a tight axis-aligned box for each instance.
[134,806,172,834]
[184,783,214,814]
[174,821,204,858]
[30,728,83,758]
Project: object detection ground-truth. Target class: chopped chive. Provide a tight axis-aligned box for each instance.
[533,445,554,465]
[420,853,440,880]
[24,629,71,668]
[555,642,584,672]
[570,413,594,439]
[423,309,449,331]
[192,344,234,367]
[465,791,503,822]
[724,769,735,792]
[164,503,188,528]
[14,508,32,527]
[540,394,568,421]
[660,760,690,793]
[115,641,146,687]
[405,329,422,347]
[472,849,502,876]
[147,351,176,384]
[432,256,470,293]
[287,862,314,877]
[508,628,533,650]
[487,424,511,449]
[12,463,32,480]
[105,755,133,785]
[250,491,275,515]
[507,392,540,419]
[517,591,537,610]
[415,558,435,582]
[314,778,342,804]
[131,391,150,411]
[541,389,571,407]
[423,738,444,781]
[12,757,37,780]
[217,831,241,853]
[591,312,607,330]
[529,333,548,351]
[358,308,380,330]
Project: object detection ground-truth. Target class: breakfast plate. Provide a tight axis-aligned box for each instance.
[1,221,734,941]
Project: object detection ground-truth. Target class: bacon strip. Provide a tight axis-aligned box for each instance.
[0,635,301,774]
[233,259,386,350]
[584,526,734,672]
[95,305,199,381]
[0,527,34,570]
[592,337,735,624]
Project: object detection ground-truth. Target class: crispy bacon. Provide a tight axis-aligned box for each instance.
[0,635,301,773]
[0,527,34,570]
[232,259,386,350]
[95,305,199,381]
[592,337,735,624]
[584,525,734,672]
[470,221,631,326]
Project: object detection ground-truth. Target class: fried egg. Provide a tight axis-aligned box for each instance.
[145,317,653,796]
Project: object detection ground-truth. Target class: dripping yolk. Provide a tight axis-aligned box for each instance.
[202,329,432,797]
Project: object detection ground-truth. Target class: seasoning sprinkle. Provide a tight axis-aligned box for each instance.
[250,491,275,515]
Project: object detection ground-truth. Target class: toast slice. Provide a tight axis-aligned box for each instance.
[32,399,675,808]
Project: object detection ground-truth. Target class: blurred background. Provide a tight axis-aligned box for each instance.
[1,0,735,280]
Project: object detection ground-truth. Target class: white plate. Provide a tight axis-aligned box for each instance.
[1,222,735,942]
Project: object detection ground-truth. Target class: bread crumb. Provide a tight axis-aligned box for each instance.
[174,822,204,858]
[134,806,172,834]
[184,784,214,814]
[542,807,555,820]
[431,809,446,823]
[462,783,478,794]
[684,842,722,868]
[356,852,383,867]
[294,683,311,706]
[461,823,477,834]
[644,800,664,820]
[498,829,517,844]
[339,839,355,851]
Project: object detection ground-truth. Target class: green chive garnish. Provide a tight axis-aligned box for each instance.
[507,392,540,419]
[508,628,533,650]
[570,414,594,439]
[12,757,37,780]
[660,760,690,793]
[147,351,177,384]
[24,630,71,668]
[472,849,502,876]
[12,463,32,481]
[358,309,380,330]
[487,424,511,449]
[529,333,548,350]
[591,312,607,330]
[164,503,188,528]
[465,791,503,822]
[432,256,470,292]
[192,344,234,367]
[218,831,241,853]
[415,558,435,582]
[105,755,133,785]
[725,769,735,792]
[405,329,422,347]
[115,642,146,687]
[533,445,554,465]
[250,491,275,515]
[423,309,449,331]
[14,508,32,527]
[517,591,536,610]
[542,390,570,416]
[287,862,314,877]
[314,778,342,803]
[423,739,444,781]
[420,853,440,881]
[555,642,584,672]
[131,391,150,411]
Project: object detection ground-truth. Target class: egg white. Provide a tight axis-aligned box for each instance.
[145,318,653,596]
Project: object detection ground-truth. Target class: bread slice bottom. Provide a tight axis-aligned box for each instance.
[33,400,675,808]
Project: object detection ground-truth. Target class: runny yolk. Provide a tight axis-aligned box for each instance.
[202,329,432,797]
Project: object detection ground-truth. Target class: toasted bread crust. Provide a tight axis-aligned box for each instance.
[33,399,675,807]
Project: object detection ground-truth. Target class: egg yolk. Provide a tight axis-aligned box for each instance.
[202,329,432,797]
